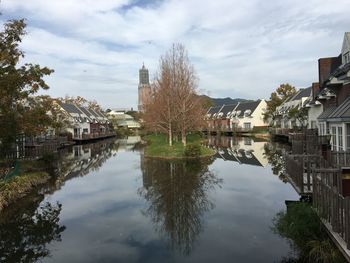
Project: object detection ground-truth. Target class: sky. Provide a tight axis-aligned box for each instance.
[1,0,349,109]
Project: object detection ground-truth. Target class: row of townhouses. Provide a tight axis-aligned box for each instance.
[54,101,113,140]
[205,100,268,132]
[275,32,350,151]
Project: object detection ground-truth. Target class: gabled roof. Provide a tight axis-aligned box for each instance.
[220,103,239,117]
[318,106,337,121]
[327,96,350,122]
[87,108,101,119]
[79,106,93,117]
[291,87,312,101]
[235,100,261,117]
[60,103,81,114]
[207,106,222,115]
[332,62,350,78]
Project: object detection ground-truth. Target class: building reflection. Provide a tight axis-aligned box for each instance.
[139,155,222,255]
[115,136,142,152]
[0,138,119,263]
[263,142,291,183]
[50,138,116,192]
[207,136,269,167]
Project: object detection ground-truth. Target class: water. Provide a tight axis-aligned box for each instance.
[0,136,299,263]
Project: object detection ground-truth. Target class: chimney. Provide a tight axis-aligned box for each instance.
[311,82,320,100]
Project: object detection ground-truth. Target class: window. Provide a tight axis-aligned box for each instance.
[83,128,88,133]
[346,124,350,151]
[331,127,337,151]
[243,123,251,130]
[319,123,324,136]
[338,126,343,151]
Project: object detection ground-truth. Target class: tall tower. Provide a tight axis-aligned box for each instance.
[138,63,151,112]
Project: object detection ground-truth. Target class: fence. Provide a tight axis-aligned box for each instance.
[73,132,116,140]
[285,129,350,250]
[285,154,328,194]
[313,172,350,249]
[330,152,350,168]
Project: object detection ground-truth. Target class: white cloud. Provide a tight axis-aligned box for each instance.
[1,0,350,108]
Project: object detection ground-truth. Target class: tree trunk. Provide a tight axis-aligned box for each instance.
[181,128,186,146]
[168,124,172,146]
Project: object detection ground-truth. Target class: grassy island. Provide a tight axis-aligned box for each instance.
[144,134,215,159]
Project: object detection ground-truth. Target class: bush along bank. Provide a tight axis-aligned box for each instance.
[0,171,49,212]
[0,157,57,212]
[143,133,215,159]
[272,202,346,263]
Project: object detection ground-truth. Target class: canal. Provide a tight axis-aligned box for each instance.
[0,136,300,263]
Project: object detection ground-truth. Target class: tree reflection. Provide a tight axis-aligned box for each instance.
[139,156,222,255]
[0,201,65,263]
[264,142,290,183]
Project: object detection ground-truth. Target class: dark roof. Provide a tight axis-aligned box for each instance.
[291,87,312,101]
[220,104,239,117]
[95,110,107,118]
[86,108,101,119]
[327,96,350,122]
[60,103,81,114]
[79,106,93,117]
[235,100,261,117]
[283,95,293,103]
[317,106,337,120]
[235,150,262,167]
[215,148,262,166]
[332,62,350,78]
[207,106,222,115]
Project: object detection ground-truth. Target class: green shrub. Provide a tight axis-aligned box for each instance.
[184,143,201,157]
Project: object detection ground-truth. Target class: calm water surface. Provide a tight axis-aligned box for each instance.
[0,136,299,263]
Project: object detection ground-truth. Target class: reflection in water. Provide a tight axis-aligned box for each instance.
[0,138,119,262]
[0,201,65,263]
[207,136,269,167]
[139,155,222,256]
[263,142,290,183]
[51,138,116,192]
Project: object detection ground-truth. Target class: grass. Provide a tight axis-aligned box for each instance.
[144,133,215,159]
[0,171,50,212]
[0,158,54,212]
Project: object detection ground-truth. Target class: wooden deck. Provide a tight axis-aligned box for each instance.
[73,132,116,142]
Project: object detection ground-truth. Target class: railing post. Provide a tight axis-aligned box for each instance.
[345,197,350,249]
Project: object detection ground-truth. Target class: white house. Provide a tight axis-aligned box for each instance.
[206,100,268,131]
[275,87,312,128]
[316,32,350,151]
[56,102,111,139]
[107,111,141,129]
[233,100,268,131]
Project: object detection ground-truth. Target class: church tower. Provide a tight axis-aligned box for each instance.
[138,63,151,112]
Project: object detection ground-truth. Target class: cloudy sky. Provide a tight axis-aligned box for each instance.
[1,0,349,109]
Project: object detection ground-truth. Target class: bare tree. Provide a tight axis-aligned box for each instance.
[144,44,205,146]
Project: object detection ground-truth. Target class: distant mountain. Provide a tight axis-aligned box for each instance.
[200,95,250,107]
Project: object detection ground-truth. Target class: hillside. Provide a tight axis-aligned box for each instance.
[200,95,249,107]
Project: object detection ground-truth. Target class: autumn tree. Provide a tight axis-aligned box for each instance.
[0,19,54,144]
[60,96,102,111]
[288,106,308,128]
[264,83,296,123]
[144,44,205,146]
